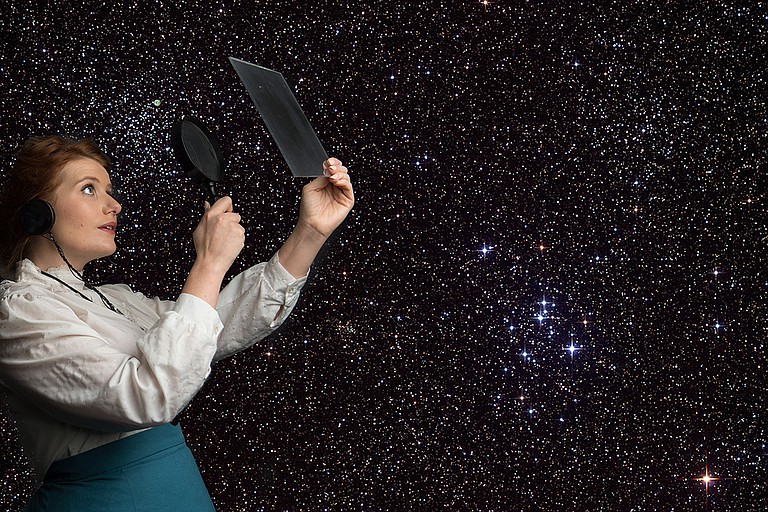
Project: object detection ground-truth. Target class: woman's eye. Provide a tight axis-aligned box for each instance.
[82,185,95,195]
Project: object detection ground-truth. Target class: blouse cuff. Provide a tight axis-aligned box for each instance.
[269,251,308,300]
[174,293,224,338]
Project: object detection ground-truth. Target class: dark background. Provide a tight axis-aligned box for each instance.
[1,1,766,510]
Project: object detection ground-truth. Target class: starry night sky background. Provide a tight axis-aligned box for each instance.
[1,1,767,510]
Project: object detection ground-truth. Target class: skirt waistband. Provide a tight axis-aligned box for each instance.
[44,423,185,483]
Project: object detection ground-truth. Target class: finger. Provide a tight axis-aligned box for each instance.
[204,201,211,210]
[210,195,234,213]
[324,157,342,168]
[330,174,353,195]
[234,223,246,244]
[329,168,349,181]
[327,164,348,178]
[335,177,354,201]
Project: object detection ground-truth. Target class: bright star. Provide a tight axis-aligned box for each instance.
[682,461,735,510]
[711,321,726,333]
[693,465,721,505]
[479,244,495,259]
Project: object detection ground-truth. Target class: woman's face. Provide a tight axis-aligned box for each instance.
[49,158,121,270]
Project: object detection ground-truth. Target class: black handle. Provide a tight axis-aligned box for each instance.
[205,181,217,206]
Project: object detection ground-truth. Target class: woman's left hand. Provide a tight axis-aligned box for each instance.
[296,158,355,239]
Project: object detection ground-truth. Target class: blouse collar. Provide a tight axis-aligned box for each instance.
[16,259,87,292]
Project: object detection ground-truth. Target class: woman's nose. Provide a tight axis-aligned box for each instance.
[105,197,122,216]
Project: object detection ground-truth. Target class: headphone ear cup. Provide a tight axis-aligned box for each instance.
[20,199,55,235]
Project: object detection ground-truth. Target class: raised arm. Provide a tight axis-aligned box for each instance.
[278,158,354,278]
[212,158,354,358]
[181,195,245,308]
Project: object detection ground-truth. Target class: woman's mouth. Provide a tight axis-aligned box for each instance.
[99,222,117,234]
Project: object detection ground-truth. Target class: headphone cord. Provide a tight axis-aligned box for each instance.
[43,233,125,317]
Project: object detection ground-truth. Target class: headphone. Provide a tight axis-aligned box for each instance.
[17,198,125,316]
[20,198,56,236]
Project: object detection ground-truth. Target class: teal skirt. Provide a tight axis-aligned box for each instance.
[24,423,215,512]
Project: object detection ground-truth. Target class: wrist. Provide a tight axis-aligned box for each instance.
[277,221,329,279]
[294,219,331,244]
[189,258,229,282]
[182,260,227,309]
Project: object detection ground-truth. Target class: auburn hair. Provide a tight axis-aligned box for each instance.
[0,135,111,278]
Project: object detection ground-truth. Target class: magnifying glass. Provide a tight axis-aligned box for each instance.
[171,117,225,206]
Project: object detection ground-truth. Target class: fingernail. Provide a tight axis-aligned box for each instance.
[330,174,340,181]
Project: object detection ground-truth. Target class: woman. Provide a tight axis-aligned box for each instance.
[0,135,354,511]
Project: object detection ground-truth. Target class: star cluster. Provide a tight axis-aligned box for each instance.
[1,1,766,510]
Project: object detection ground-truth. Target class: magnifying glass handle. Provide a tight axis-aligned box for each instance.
[206,182,217,207]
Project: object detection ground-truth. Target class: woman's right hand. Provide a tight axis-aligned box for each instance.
[181,196,245,308]
[191,196,245,276]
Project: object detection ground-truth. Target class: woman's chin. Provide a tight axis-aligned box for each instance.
[91,245,118,262]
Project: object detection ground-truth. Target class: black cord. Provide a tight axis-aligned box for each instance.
[43,234,125,317]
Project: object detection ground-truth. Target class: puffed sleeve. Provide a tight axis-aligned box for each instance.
[214,251,308,360]
[0,291,221,432]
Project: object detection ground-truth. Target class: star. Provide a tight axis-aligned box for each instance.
[711,321,726,334]
[693,465,722,510]
[477,243,497,259]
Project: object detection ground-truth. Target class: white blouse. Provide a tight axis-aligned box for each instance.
[0,252,307,481]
